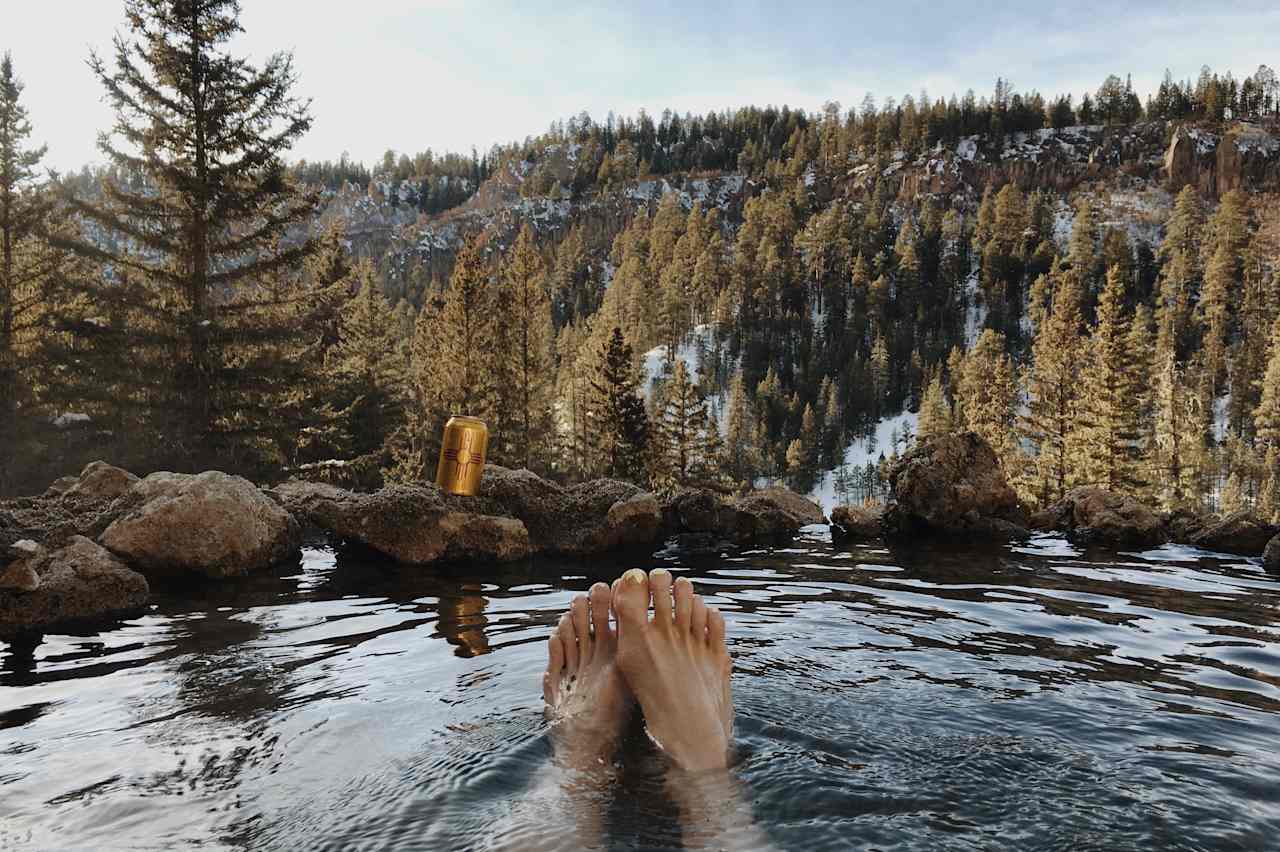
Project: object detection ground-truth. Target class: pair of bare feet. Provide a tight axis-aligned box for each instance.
[543,567,734,773]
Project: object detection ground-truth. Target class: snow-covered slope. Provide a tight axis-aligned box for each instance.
[808,410,919,513]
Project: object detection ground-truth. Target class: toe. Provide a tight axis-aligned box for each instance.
[673,576,694,630]
[691,593,708,639]
[707,606,726,647]
[649,568,674,627]
[544,635,565,704]
[571,595,591,663]
[589,582,613,643]
[611,568,650,632]
[558,612,579,673]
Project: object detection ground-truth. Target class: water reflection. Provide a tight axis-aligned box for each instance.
[0,534,1277,851]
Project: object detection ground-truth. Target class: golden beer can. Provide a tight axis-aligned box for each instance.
[436,415,489,496]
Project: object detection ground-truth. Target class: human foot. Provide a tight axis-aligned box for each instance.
[611,568,734,771]
[542,582,634,770]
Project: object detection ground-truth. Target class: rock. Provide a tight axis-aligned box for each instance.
[1188,510,1278,556]
[665,489,738,535]
[882,432,1028,539]
[734,487,826,538]
[1043,487,1166,549]
[0,536,149,638]
[830,505,884,542]
[276,481,530,565]
[62,461,139,502]
[0,541,42,592]
[1264,534,1280,574]
[480,466,661,556]
[1163,508,1208,543]
[42,476,79,498]
[100,471,302,579]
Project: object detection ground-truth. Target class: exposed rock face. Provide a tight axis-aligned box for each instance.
[1187,511,1278,556]
[62,461,139,503]
[1040,487,1166,548]
[100,471,302,579]
[275,481,531,565]
[0,536,149,638]
[1264,534,1280,574]
[830,505,885,542]
[882,432,1028,539]
[1164,123,1280,196]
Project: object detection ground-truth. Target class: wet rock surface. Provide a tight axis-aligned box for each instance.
[0,536,149,639]
[1185,510,1278,556]
[882,432,1028,539]
[274,480,530,565]
[1264,534,1280,574]
[830,505,885,542]
[100,471,302,579]
[1039,487,1167,549]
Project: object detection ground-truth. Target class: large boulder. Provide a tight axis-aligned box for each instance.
[0,536,149,639]
[100,471,302,579]
[276,481,530,565]
[1188,510,1278,556]
[830,505,885,542]
[882,432,1028,539]
[1041,487,1166,549]
[1264,534,1280,574]
[731,487,827,541]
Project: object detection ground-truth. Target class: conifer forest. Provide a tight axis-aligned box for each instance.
[4,0,1280,526]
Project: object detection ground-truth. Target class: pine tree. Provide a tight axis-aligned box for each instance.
[55,0,328,475]
[323,260,404,479]
[916,370,953,439]
[724,369,756,486]
[654,359,708,491]
[955,329,1019,470]
[588,326,649,482]
[1021,273,1083,504]
[1256,318,1280,449]
[0,53,56,493]
[1075,266,1146,492]
[496,225,555,472]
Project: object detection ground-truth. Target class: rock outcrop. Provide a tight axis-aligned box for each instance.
[1037,487,1166,548]
[830,505,885,542]
[0,536,149,638]
[1186,510,1278,556]
[1164,123,1280,196]
[882,432,1028,539]
[275,480,531,565]
[280,467,821,565]
[1264,534,1280,574]
[100,471,302,579]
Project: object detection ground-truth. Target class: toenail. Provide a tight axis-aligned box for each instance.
[651,568,670,579]
[623,568,646,585]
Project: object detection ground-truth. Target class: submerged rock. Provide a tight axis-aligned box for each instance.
[1187,510,1278,556]
[276,480,530,565]
[830,505,884,542]
[1040,487,1166,549]
[100,471,302,579]
[0,536,149,638]
[882,432,1028,539]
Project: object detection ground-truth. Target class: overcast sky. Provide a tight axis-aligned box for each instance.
[8,1,1278,172]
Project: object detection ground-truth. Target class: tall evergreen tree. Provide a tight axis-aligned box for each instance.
[1021,273,1084,504]
[588,326,649,482]
[0,53,56,492]
[495,225,555,472]
[1075,266,1146,491]
[55,0,327,475]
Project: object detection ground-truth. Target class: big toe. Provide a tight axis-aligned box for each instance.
[611,568,650,630]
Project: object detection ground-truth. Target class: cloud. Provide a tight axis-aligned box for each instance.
[10,0,1278,171]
